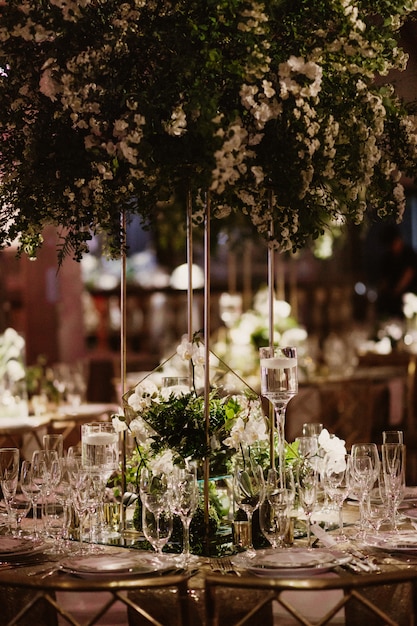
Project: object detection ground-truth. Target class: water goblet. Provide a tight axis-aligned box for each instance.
[381,442,406,531]
[260,347,297,480]
[233,460,264,557]
[297,462,318,548]
[322,453,351,542]
[170,468,199,564]
[142,505,173,557]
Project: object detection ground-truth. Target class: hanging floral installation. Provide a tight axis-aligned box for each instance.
[0,0,416,263]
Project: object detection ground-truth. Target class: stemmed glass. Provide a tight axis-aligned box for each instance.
[20,460,42,538]
[351,443,380,537]
[142,505,173,557]
[43,433,64,458]
[0,448,20,531]
[260,468,292,549]
[170,467,199,564]
[260,347,297,481]
[381,443,406,531]
[233,459,265,557]
[297,461,318,549]
[322,453,351,542]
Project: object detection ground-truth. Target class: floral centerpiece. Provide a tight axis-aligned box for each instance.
[112,333,269,553]
[0,0,416,262]
[0,327,28,418]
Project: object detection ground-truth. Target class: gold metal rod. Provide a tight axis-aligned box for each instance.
[204,191,211,553]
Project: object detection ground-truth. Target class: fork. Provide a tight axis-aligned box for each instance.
[210,557,241,576]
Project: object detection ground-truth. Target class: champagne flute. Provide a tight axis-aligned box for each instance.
[260,347,297,481]
[322,453,351,542]
[381,443,406,531]
[0,448,20,531]
[170,468,199,564]
[233,460,264,557]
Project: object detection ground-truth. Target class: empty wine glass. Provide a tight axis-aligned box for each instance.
[43,433,64,458]
[351,443,380,537]
[260,469,291,548]
[233,459,264,557]
[322,453,351,542]
[302,423,323,437]
[0,447,20,531]
[142,505,173,557]
[140,467,170,515]
[381,442,406,531]
[260,347,297,481]
[20,460,42,538]
[297,462,318,548]
[8,493,31,537]
[170,467,199,564]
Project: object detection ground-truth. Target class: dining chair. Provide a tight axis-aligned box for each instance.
[204,568,417,626]
[0,570,191,626]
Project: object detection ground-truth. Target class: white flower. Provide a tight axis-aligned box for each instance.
[318,428,346,456]
[129,417,151,445]
[127,379,159,412]
[149,450,175,474]
[223,413,268,450]
[112,414,128,433]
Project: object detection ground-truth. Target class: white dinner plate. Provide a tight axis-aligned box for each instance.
[365,530,417,552]
[231,548,351,577]
[60,552,177,579]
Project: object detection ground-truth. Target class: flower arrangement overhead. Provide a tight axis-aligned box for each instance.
[1,0,416,263]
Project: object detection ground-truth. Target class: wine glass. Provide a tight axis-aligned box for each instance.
[302,423,323,437]
[381,443,406,531]
[297,461,318,548]
[8,493,31,537]
[20,460,42,538]
[260,346,297,481]
[382,431,404,444]
[140,467,171,515]
[351,443,380,537]
[322,453,351,542]
[233,460,264,557]
[43,433,64,458]
[260,468,291,548]
[142,505,173,557]
[0,448,20,531]
[170,468,199,564]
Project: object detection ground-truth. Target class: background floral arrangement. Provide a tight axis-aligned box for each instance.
[1,0,416,262]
